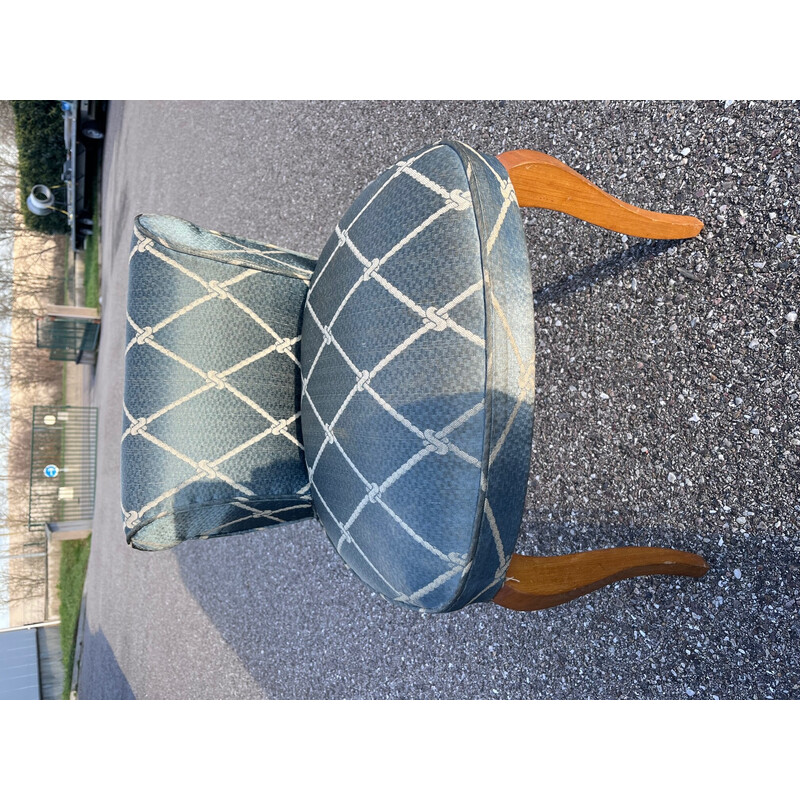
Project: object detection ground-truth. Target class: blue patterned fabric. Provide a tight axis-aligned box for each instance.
[122,215,316,550]
[121,141,536,613]
[301,141,535,611]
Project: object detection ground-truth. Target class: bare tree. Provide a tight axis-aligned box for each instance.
[0,101,66,395]
[1,101,68,625]
[0,550,47,613]
[0,101,65,318]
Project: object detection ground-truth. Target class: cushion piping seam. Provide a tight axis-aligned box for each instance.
[437,141,495,613]
[133,215,315,280]
[125,493,313,544]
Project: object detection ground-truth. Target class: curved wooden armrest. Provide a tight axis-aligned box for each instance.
[497,149,704,240]
[492,547,709,611]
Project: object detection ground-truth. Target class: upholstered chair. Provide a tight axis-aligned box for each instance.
[122,140,708,613]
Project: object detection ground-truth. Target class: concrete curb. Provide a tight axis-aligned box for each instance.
[69,584,88,700]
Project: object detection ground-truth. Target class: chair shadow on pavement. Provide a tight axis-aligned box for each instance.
[171,510,800,700]
[532,238,676,303]
[79,626,135,700]
[162,241,796,699]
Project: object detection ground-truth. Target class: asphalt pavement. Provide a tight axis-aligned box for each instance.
[78,100,799,699]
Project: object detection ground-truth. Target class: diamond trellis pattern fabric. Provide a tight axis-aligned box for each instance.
[122,215,316,550]
[301,141,535,612]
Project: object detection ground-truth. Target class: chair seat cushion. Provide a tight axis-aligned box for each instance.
[301,141,535,612]
[122,215,316,550]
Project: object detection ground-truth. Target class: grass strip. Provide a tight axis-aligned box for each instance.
[83,197,100,308]
[57,536,91,699]
[64,238,70,303]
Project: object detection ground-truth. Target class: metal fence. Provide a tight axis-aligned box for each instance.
[36,317,100,363]
[28,406,98,529]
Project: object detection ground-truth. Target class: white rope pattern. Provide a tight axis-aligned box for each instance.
[302,144,534,607]
[122,231,309,531]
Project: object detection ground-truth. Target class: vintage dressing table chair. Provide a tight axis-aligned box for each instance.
[122,141,708,613]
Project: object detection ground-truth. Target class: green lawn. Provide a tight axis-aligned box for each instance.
[58,537,91,699]
[55,172,100,697]
[63,236,70,303]
[83,204,100,308]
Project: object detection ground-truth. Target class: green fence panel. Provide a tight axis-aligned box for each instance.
[36,318,100,363]
[28,406,98,529]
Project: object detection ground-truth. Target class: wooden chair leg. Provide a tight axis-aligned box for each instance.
[491,150,707,611]
[492,548,709,611]
[497,149,704,240]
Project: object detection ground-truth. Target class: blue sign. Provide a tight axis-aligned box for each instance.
[43,464,59,478]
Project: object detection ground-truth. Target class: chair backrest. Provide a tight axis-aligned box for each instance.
[121,214,316,550]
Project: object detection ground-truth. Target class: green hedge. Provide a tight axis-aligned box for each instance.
[10,100,70,235]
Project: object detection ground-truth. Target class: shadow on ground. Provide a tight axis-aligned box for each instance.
[168,233,799,700]
[171,512,799,699]
[79,626,135,700]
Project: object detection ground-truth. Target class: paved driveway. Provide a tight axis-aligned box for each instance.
[79,101,799,699]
